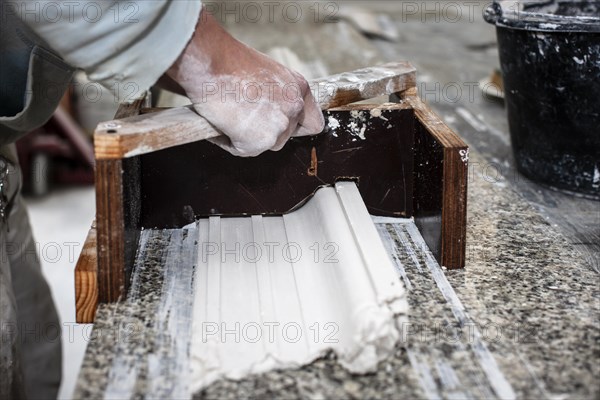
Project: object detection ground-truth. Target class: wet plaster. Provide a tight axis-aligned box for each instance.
[188,183,408,392]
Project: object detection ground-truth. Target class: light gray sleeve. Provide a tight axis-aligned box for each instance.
[11,1,202,102]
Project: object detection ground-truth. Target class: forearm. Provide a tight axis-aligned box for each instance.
[166,11,324,157]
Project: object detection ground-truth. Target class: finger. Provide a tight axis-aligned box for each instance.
[206,108,289,156]
[270,116,300,152]
[209,127,287,157]
[294,90,325,137]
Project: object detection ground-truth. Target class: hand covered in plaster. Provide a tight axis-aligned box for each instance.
[167,9,325,157]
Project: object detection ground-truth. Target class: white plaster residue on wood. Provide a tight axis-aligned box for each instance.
[329,106,397,141]
[189,182,408,392]
[308,62,415,109]
[327,115,340,130]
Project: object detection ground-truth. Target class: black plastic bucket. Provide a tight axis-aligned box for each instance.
[484,1,600,198]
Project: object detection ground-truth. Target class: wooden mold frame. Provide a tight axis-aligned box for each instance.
[75,63,468,323]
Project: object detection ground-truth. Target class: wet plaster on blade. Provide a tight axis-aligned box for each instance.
[188,182,408,393]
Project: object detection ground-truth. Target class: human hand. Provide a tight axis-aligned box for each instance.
[166,9,324,157]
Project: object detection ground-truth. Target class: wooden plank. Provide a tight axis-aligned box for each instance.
[94,63,416,160]
[404,91,466,149]
[75,222,97,323]
[95,159,126,303]
[74,91,147,322]
[311,62,416,109]
[94,100,144,306]
[401,92,468,269]
[412,114,444,264]
[440,146,468,269]
[115,97,147,119]
[94,157,142,305]
[94,107,221,159]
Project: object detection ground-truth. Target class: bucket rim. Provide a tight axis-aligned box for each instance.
[484,0,600,33]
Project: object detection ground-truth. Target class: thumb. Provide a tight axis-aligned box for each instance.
[293,90,325,137]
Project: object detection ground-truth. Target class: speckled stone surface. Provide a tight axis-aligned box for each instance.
[446,152,600,399]
[74,230,198,399]
[73,149,599,399]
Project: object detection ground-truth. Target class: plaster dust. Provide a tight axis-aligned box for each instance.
[326,103,397,141]
[188,182,408,393]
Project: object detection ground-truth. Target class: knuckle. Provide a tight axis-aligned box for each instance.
[285,98,304,117]
[291,71,309,90]
[297,77,309,94]
[272,112,290,133]
[232,142,262,157]
[262,134,280,150]
[247,131,281,155]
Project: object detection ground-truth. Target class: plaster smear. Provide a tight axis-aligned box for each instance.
[189,182,407,392]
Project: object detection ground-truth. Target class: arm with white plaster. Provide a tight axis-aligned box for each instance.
[166,11,325,156]
[16,1,324,156]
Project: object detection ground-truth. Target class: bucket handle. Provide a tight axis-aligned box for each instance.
[483,2,502,25]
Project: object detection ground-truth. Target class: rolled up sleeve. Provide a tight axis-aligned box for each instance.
[11,1,202,102]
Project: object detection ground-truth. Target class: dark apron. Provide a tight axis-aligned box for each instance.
[0,4,75,145]
[0,7,72,399]
[0,4,76,225]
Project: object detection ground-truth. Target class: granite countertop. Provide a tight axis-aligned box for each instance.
[73,149,599,399]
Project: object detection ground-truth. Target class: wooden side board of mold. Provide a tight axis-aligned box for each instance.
[79,101,145,315]
[74,222,97,323]
[93,62,417,160]
[397,89,469,270]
